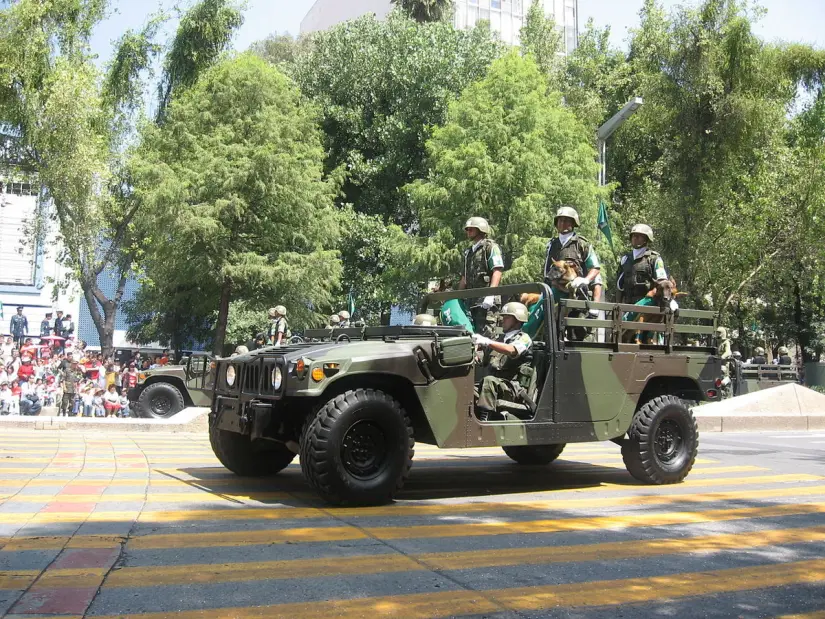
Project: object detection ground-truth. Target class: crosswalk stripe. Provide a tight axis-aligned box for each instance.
[90,557,825,619]
[96,525,825,589]
[118,502,825,550]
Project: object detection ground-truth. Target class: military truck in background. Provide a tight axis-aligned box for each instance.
[129,354,213,418]
[208,283,722,505]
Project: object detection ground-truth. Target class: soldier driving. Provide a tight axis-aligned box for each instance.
[473,302,532,422]
[544,207,602,303]
[268,306,289,347]
[616,224,668,304]
[457,216,505,334]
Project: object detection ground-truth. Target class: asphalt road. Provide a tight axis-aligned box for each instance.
[1,428,824,618]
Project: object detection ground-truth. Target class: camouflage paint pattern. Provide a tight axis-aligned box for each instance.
[210,283,722,449]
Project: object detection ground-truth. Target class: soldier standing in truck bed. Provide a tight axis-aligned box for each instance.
[457,217,505,335]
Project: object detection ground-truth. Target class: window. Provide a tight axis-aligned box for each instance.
[491,0,501,9]
[0,192,37,285]
[480,8,490,21]
[500,13,513,43]
[467,6,478,26]
[513,0,522,15]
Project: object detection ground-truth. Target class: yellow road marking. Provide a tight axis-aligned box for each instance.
[91,558,825,619]
[100,525,825,589]
[123,502,825,550]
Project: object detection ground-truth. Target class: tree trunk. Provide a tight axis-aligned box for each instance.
[81,277,126,359]
[213,277,232,356]
[793,281,812,363]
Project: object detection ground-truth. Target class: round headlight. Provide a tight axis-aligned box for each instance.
[271,366,283,390]
[225,365,236,387]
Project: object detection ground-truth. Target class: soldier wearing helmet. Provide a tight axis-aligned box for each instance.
[267,306,289,347]
[777,346,792,366]
[544,206,602,304]
[326,314,340,330]
[458,216,505,334]
[338,310,351,328]
[616,224,669,304]
[472,302,533,421]
[412,313,438,327]
[750,346,767,365]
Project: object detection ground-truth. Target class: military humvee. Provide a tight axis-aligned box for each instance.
[129,354,213,418]
[209,283,722,505]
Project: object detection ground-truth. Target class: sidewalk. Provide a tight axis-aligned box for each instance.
[694,383,825,432]
[0,407,209,433]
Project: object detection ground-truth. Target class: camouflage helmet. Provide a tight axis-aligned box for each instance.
[499,302,530,323]
[732,351,742,359]
[234,345,249,355]
[716,326,727,338]
[413,313,438,326]
[329,314,340,326]
[338,310,351,321]
[268,307,278,318]
[778,345,789,355]
[554,206,580,227]
[274,305,287,316]
[755,346,765,355]
[630,223,654,242]
[464,217,490,235]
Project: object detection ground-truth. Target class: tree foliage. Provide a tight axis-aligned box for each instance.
[407,52,606,285]
[391,0,454,23]
[131,55,341,354]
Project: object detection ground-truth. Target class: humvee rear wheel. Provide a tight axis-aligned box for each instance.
[209,424,296,477]
[138,382,185,419]
[622,395,698,484]
[503,444,565,465]
[300,389,414,506]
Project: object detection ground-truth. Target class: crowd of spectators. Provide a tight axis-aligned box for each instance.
[1,306,175,417]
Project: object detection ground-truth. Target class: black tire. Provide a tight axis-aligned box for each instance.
[300,388,414,506]
[503,443,566,465]
[137,382,185,419]
[209,424,296,477]
[622,395,698,484]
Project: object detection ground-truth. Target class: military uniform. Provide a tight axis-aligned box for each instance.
[543,233,600,302]
[269,317,289,344]
[616,248,668,304]
[476,330,533,416]
[463,238,504,333]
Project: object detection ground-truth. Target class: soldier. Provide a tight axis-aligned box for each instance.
[338,311,351,328]
[268,306,289,347]
[40,312,52,338]
[231,345,249,358]
[616,224,668,304]
[326,314,340,330]
[716,327,732,361]
[457,216,505,335]
[10,307,28,347]
[750,347,767,365]
[473,302,532,421]
[544,207,602,304]
[777,346,793,366]
[412,314,438,326]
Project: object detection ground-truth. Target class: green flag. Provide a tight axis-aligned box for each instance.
[0,301,3,321]
[347,291,356,318]
[597,200,613,249]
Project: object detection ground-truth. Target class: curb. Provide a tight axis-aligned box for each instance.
[696,415,825,433]
[0,407,209,433]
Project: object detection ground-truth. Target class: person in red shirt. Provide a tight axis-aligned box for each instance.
[123,363,139,390]
[17,356,35,383]
[10,379,22,398]
[20,339,37,358]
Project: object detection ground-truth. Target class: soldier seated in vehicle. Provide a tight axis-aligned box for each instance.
[472,302,533,422]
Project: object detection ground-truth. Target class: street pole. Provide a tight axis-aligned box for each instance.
[595,97,643,342]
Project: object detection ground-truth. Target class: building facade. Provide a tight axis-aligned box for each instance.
[300,0,578,50]
[0,180,81,338]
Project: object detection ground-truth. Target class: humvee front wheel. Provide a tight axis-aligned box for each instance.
[209,425,296,477]
[503,444,565,465]
[138,382,185,419]
[300,389,414,506]
[622,395,698,484]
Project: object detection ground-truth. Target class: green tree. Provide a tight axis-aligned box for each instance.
[291,12,503,225]
[391,0,454,23]
[248,32,312,70]
[155,0,244,122]
[407,52,606,285]
[131,54,341,355]
[519,0,564,89]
